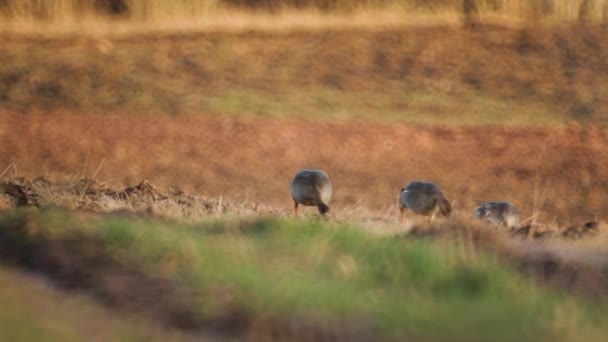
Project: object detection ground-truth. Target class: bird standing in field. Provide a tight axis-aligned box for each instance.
[399,181,451,222]
[290,169,333,216]
[474,201,520,228]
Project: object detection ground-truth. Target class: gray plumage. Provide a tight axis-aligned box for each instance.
[399,181,451,220]
[290,169,332,215]
[474,201,520,228]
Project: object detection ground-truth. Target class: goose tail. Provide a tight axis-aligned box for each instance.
[438,197,452,216]
[317,202,330,215]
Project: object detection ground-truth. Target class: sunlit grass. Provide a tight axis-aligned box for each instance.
[0,0,607,36]
[201,87,568,125]
[0,10,459,36]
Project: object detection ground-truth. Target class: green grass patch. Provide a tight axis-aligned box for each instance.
[0,209,607,340]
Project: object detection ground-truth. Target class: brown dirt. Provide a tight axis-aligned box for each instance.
[2,112,607,225]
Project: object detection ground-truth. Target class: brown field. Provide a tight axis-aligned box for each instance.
[3,13,608,339]
[2,111,607,226]
[1,22,608,227]
[2,25,608,123]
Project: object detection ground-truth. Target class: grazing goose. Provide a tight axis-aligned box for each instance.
[474,201,520,228]
[399,181,451,221]
[290,169,333,216]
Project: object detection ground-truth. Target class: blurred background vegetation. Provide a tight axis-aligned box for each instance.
[0,0,606,21]
[1,1,607,124]
[2,1,608,341]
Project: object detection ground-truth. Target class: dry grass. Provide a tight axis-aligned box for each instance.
[0,10,463,36]
[0,0,607,31]
[2,26,608,122]
[2,174,606,245]
[0,176,282,221]
[2,113,608,226]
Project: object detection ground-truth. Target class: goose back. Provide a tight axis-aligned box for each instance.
[474,201,520,228]
[291,169,332,206]
[400,181,451,216]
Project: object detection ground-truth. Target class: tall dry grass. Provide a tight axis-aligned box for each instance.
[0,0,606,25]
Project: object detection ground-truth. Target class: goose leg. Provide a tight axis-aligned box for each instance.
[429,205,440,223]
[293,201,299,217]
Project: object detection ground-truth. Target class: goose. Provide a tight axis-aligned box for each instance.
[290,169,332,216]
[399,181,451,222]
[473,201,520,228]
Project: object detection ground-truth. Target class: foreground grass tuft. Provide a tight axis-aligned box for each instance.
[0,209,607,340]
[0,264,190,342]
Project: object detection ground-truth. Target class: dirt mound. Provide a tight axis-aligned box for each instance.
[0,176,279,220]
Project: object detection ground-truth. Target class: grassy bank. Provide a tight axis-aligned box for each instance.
[0,208,606,340]
[2,25,608,124]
